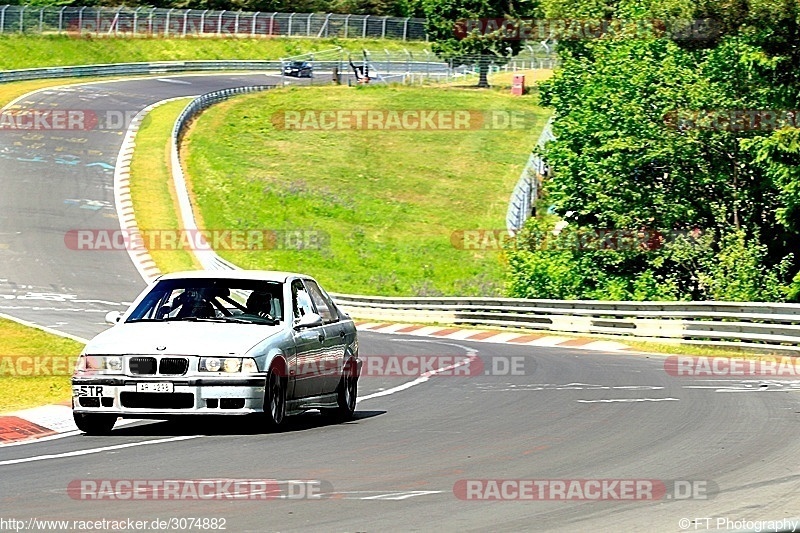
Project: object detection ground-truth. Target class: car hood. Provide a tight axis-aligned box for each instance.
[84,321,283,357]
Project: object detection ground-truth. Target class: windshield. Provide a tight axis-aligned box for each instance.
[126,278,283,324]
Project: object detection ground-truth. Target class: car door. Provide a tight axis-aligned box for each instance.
[303,279,347,395]
[290,279,326,398]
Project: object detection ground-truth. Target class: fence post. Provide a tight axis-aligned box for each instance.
[269,12,275,35]
[165,8,173,37]
[306,13,312,37]
[322,13,330,37]
[114,6,122,35]
[403,17,408,40]
[0,6,7,34]
[288,13,294,36]
[95,7,100,36]
[182,9,189,37]
[19,5,24,34]
[251,12,258,36]
[133,6,140,35]
[217,10,224,36]
[362,15,368,38]
[38,8,43,33]
[234,11,240,35]
[381,15,387,38]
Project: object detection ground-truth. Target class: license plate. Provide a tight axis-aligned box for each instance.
[136,382,174,393]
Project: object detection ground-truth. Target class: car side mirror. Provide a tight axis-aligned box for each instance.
[105,311,122,325]
[294,312,323,329]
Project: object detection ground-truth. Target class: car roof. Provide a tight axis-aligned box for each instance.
[156,270,313,283]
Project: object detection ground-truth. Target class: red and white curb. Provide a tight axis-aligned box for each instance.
[0,405,145,446]
[355,322,631,352]
[0,405,78,446]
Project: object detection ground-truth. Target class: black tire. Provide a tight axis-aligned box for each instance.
[263,369,286,430]
[73,412,116,435]
[323,360,357,422]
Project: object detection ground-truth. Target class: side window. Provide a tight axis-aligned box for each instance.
[317,284,341,321]
[304,280,336,323]
[292,280,315,320]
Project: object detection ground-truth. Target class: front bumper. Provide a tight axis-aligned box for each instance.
[72,376,267,417]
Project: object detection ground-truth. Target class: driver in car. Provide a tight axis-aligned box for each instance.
[173,289,216,318]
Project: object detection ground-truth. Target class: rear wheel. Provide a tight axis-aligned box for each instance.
[263,370,286,430]
[73,413,116,435]
[323,360,357,422]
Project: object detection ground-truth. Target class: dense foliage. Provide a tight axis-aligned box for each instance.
[506,0,800,301]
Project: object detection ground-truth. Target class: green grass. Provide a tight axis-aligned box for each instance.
[0,34,431,70]
[183,84,548,296]
[0,318,84,413]
[130,98,201,273]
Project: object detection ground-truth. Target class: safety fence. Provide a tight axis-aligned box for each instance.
[0,5,426,40]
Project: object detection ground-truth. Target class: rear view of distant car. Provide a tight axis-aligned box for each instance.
[283,61,313,78]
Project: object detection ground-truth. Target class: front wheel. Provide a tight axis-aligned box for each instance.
[73,413,116,435]
[323,361,357,422]
[263,370,286,430]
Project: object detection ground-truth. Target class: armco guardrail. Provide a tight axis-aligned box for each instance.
[166,87,800,354]
[507,116,554,233]
[0,60,282,83]
[0,58,451,83]
[0,5,426,40]
[330,294,800,352]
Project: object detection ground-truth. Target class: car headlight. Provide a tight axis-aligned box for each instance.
[200,357,258,373]
[74,355,123,374]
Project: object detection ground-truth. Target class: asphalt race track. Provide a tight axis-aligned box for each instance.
[0,73,288,339]
[1,74,800,532]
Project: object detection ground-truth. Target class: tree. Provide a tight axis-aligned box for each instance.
[422,0,541,87]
